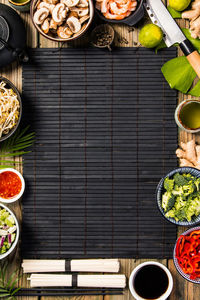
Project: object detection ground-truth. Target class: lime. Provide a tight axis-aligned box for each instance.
[139,24,163,49]
[168,0,191,11]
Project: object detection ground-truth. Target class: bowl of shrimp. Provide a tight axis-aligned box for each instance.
[95,0,144,25]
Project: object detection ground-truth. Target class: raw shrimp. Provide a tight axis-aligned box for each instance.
[97,0,137,20]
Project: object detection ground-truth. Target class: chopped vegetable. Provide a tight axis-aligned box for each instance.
[182,0,200,39]
[0,81,20,138]
[161,172,200,222]
[0,208,16,254]
[176,140,200,169]
[175,230,200,280]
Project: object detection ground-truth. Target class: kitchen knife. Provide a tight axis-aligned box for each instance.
[144,0,200,78]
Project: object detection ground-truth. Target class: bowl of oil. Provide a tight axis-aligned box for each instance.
[175,100,200,133]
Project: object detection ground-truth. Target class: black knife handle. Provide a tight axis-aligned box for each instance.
[180,39,195,56]
[180,39,200,78]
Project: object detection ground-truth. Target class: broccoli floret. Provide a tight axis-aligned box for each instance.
[165,209,176,219]
[175,208,187,221]
[194,178,200,191]
[172,185,184,196]
[185,196,200,221]
[182,183,195,196]
[162,192,176,212]
[174,196,185,211]
[174,173,189,186]
[164,177,174,191]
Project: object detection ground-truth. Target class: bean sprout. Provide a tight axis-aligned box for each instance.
[0,81,20,138]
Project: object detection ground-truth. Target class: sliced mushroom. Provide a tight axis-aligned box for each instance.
[79,14,89,24]
[68,11,79,18]
[33,7,49,25]
[44,0,59,4]
[41,18,50,34]
[73,22,87,37]
[61,8,68,19]
[78,0,88,7]
[67,16,81,33]
[70,7,88,16]
[57,26,73,38]
[49,19,58,30]
[52,3,66,23]
[38,2,55,13]
[62,0,79,7]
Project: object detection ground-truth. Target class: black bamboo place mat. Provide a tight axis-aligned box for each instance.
[22,47,177,258]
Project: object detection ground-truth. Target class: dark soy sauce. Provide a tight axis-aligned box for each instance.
[134,265,169,299]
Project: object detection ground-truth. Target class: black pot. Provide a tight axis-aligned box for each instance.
[95,0,144,26]
[0,3,28,69]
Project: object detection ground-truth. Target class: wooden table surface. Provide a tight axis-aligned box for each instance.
[1,0,200,299]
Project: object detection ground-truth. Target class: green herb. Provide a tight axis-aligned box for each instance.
[182,28,200,53]
[167,6,182,18]
[161,56,196,93]
[189,80,200,96]
[0,126,35,168]
[162,173,200,222]
[0,262,21,299]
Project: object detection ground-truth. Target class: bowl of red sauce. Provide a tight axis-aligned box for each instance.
[0,168,25,203]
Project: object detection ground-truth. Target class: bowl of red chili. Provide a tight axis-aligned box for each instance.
[0,168,25,203]
[174,226,200,283]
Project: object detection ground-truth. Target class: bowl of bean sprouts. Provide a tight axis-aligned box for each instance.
[0,77,22,142]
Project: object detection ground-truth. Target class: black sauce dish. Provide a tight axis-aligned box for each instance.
[94,0,145,26]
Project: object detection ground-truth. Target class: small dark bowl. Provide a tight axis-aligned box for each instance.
[95,0,144,26]
[156,167,200,226]
[0,76,22,142]
[173,226,200,284]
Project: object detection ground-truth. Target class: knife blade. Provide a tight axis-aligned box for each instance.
[144,0,200,78]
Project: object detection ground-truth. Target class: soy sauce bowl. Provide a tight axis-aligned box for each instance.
[173,226,200,284]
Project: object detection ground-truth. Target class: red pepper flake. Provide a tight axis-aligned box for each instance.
[176,231,200,280]
[0,171,22,199]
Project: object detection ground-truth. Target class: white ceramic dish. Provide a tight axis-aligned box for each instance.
[129,261,173,300]
[0,168,25,203]
[0,203,19,260]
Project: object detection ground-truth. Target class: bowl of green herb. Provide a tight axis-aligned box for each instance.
[156,167,200,226]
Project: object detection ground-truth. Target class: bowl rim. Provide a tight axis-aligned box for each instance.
[0,76,22,143]
[156,167,200,226]
[0,203,19,260]
[129,261,173,300]
[0,168,25,203]
[173,226,200,284]
[30,0,94,42]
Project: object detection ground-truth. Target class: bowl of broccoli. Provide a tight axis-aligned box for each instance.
[156,167,200,226]
[0,203,19,259]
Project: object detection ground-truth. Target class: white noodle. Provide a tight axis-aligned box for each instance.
[0,81,20,138]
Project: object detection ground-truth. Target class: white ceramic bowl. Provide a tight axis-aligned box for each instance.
[0,203,19,260]
[129,261,173,300]
[0,168,25,203]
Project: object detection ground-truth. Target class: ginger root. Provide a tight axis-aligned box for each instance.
[176,139,200,169]
[182,0,200,39]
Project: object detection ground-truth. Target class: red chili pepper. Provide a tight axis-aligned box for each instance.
[176,231,200,280]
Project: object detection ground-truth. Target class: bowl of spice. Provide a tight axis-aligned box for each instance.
[91,24,114,50]
[0,168,25,203]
